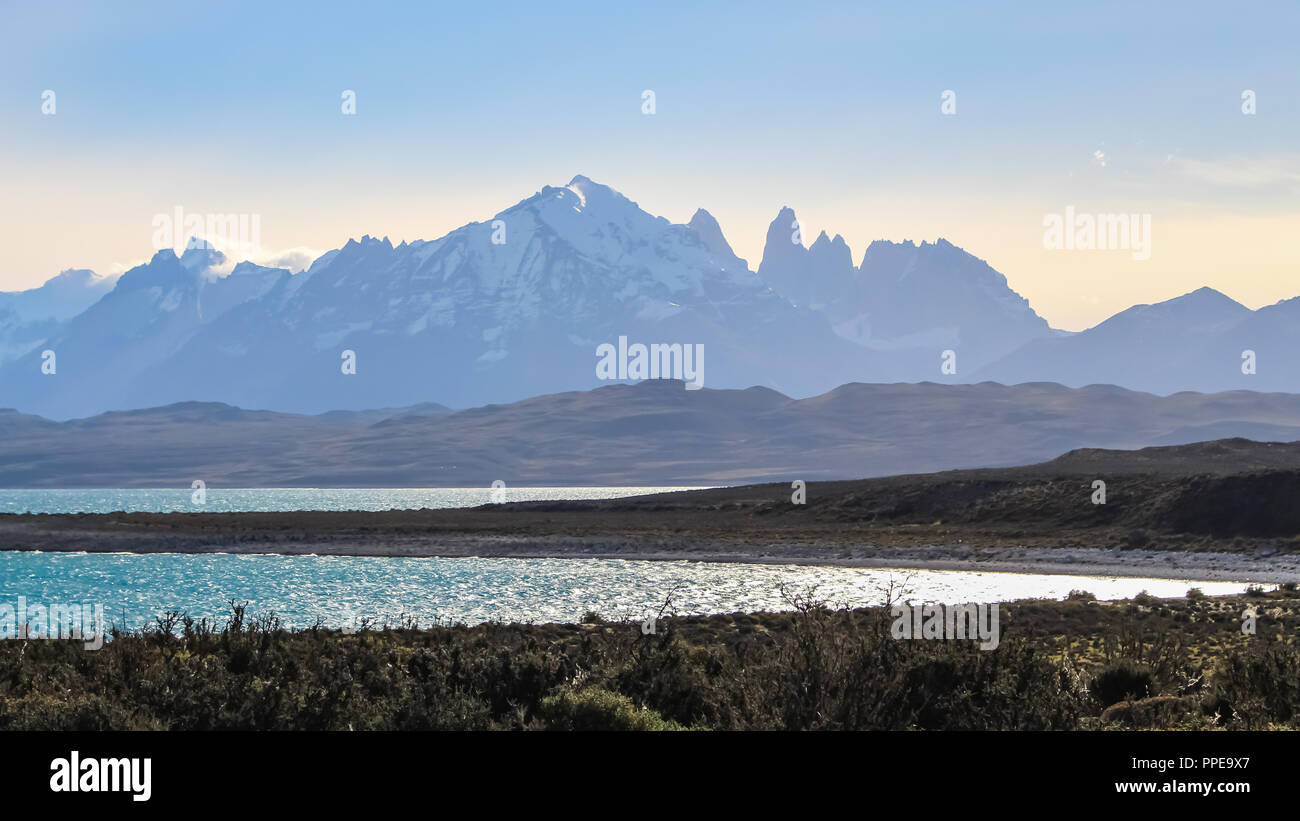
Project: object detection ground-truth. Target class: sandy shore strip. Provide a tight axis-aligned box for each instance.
[1,523,1296,583]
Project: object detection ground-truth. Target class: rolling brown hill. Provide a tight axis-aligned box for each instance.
[4,380,1300,487]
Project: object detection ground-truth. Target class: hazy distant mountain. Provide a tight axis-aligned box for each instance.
[0,244,288,418]
[977,286,1300,394]
[1211,295,1300,393]
[0,268,118,363]
[686,208,750,275]
[755,207,855,312]
[3,380,1300,487]
[754,210,1054,372]
[851,238,1054,365]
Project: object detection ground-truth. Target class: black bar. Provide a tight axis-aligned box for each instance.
[3,730,1284,809]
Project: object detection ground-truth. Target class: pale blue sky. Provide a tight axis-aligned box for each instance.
[2,0,1297,329]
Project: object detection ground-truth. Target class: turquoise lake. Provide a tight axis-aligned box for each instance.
[0,486,707,514]
[0,551,1257,632]
[0,488,1264,630]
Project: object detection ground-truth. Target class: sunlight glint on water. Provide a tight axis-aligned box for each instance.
[0,487,710,514]
[0,552,1256,632]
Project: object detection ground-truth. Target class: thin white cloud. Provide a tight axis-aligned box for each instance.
[1171,155,1300,188]
[200,247,328,278]
[105,246,323,281]
[107,258,149,275]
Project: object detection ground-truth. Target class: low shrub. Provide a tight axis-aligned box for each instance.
[538,686,685,731]
[1100,695,1201,729]
[1090,660,1155,707]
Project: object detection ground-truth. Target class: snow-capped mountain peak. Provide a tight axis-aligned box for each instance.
[0,176,875,417]
[2,176,1290,419]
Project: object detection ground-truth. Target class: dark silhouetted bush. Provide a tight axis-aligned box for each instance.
[1090,660,1155,706]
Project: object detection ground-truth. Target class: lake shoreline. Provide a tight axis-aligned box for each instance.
[4,458,1300,585]
[2,522,1294,583]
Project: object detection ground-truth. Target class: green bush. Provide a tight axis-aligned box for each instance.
[538,686,685,731]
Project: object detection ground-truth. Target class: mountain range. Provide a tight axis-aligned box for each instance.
[0,268,118,364]
[4,379,1300,487]
[0,175,1294,419]
[974,286,1297,394]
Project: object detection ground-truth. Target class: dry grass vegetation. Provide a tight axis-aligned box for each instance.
[2,587,1297,731]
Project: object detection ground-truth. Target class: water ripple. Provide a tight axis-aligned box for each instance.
[0,552,1255,631]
